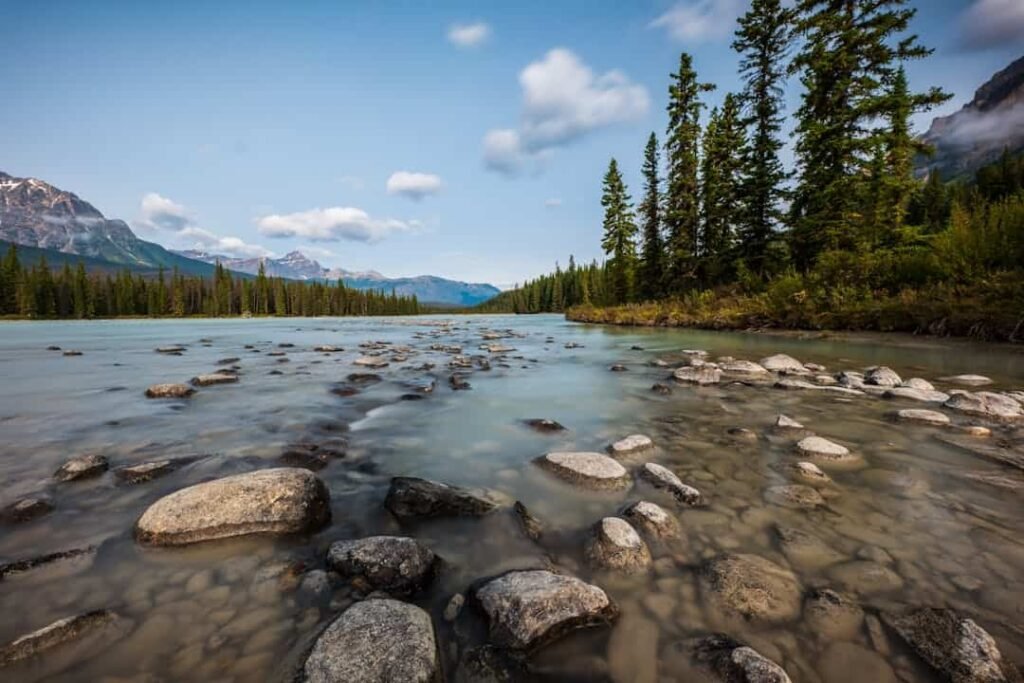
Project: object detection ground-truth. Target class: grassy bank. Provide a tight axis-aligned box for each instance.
[566,278,1024,343]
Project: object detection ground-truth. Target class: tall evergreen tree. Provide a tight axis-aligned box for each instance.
[664,52,715,293]
[789,0,946,268]
[600,158,638,304]
[699,93,747,284]
[637,132,665,300]
[732,0,791,276]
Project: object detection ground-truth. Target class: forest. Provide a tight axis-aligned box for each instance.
[479,0,1024,341]
[0,255,421,318]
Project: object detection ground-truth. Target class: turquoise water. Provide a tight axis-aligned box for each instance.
[0,315,1022,681]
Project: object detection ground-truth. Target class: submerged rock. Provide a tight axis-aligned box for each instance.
[620,500,680,541]
[827,560,904,594]
[155,345,186,354]
[0,610,131,681]
[513,501,543,541]
[190,373,238,387]
[353,355,389,368]
[384,476,503,519]
[720,360,770,378]
[522,418,567,434]
[884,386,951,403]
[941,374,993,386]
[639,462,703,505]
[699,553,802,623]
[651,383,673,395]
[673,365,722,385]
[803,588,864,641]
[1,497,54,523]
[135,468,331,546]
[607,434,654,457]
[884,607,1021,683]
[144,383,195,399]
[788,461,832,485]
[0,546,96,580]
[534,452,631,490]
[945,392,1023,421]
[114,458,193,484]
[327,536,437,596]
[304,599,440,683]
[472,569,618,651]
[895,408,951,426]
[774,525,845,570]
[764,484,826,510]
[672,634,792,683]
[53,454,109,483]
[584,517,651,573]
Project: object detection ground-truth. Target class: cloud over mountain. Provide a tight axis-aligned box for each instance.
[483,48,649,175]
[136,192,270,258]
[958,0,1024,51]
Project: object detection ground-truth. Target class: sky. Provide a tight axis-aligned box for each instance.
[1,0,1021,287]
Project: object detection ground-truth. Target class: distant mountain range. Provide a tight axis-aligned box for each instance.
[176,249,501,306]
[917,54,1024,179]
[0,170,500,305]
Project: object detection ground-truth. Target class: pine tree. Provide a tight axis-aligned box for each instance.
[600,158,638,304]
[638,132,665,300]
[699,94,747,284]
[664,52,715,293]
[732,0,791,275]
[789,0,947,269]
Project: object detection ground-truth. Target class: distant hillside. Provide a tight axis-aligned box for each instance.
[918,55,1024,179]
[177,249,502,306]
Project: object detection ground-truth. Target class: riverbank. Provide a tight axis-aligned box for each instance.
[567,285,1024,343]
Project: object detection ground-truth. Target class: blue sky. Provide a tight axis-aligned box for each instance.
[2,0,1021,286]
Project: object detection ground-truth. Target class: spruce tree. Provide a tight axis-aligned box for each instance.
[600,158,637,304]
[699,94,747,284]
[664,52,714,293]
[732,0,790,276]
[638,133,665,300]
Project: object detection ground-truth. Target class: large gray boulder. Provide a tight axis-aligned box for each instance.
[534,452,631,490]
[945,392,1023,421]
[304,599,440,683]
[327,536,437,596]
[135,468,330,546]
[472,570,618,651]
[584,517,651,573]
[884,607,1021,683]
[699,554,802,623]
[384,477,504,519]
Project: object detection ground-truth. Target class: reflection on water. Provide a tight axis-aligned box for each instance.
[0,315,1022,681]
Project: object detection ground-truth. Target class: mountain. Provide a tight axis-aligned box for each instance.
[918,55,1024,179]
[0,172,224,277]
[177,249,501,306]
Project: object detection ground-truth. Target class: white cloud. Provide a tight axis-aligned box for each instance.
[483,49,649,175]
[544,198,562,208]
[448,22,491,48]
[650,0,742,43]
[386,171,443,200]
[959,0,1024,50]
[134,192,272,258]
[257,207,415,243]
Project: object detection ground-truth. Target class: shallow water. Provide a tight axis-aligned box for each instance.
[0,315,1022,682]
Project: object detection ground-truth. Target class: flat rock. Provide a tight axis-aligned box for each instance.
[677,634,792,683]
[720,360,770,377]
[760,354,807,374]
[774,378,864,395]
[327,536,437,596]
[314,345,343,352]
[135,468,330,546]
[304,599,439,683]
[775,414,805,430]
[866,366,902,387]
[945,392,1023,421]
[941,374,994,386]
[699,554,802,623]
[384,476,504,518]
[639,462,702,505]
[54,454,108,483]
[788,461,831,484]
[903,377,936,391]
[884,386,951,403]
[673,366,722,385]
[608,434,654,457]
[0,610,131,681]
[353,355,389,368]
[764,484,826,509]
[534,452,631,490]
[884,607,1021,683]
[796,436,852,461]
[472,569,617,651]
[584,517,651,573]
[620,500,680,540]
[1,497,54,522]
[155,346,185,354]
[774,525,845,570]
[895,409,950,426]
[114,459,189,484]
[144,383,195,399]
[190,373,238,387]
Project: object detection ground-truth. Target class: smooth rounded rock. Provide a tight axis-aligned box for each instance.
[945,392,1023,421]
[534,452,631,490]
[674,634,792,683]
[584,517,651,573]
[699,554,802,623]
[135,468,331,546]
[472,570,617,651]
[304,599,439,683]
[673,366,722,385]
[384,477,504,519]
[607,434,654,457]
[865,366,902,387]
[639,463,702,505]
[620,500,680,541]
[327,536,437,596]
[788,461,831,485]
[144,383,195,399]
[884,386,951,403]
[903,377,936,391]
[54,455,109,483]
[895,409,950,426]
[760,354,807,374]
[796,436,852,461]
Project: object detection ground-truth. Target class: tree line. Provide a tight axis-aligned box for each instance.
[0,253,421,318]
[486,0,1024,318]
